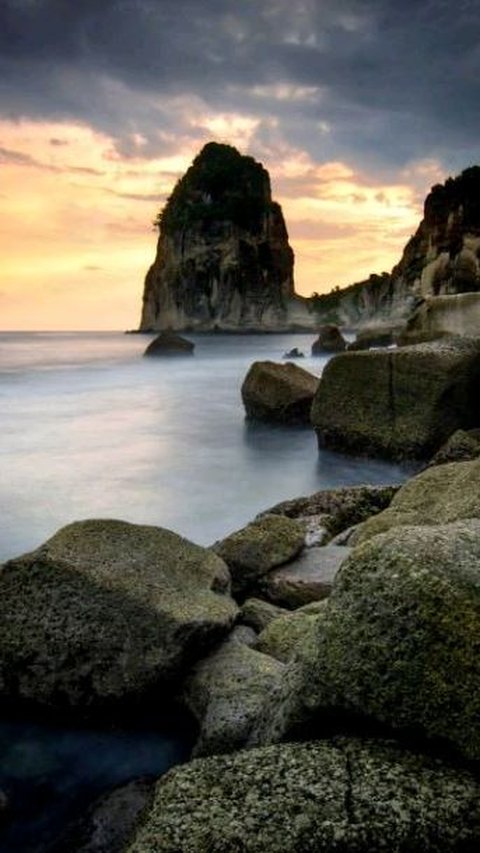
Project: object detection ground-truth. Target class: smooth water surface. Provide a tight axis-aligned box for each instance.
[1,331,412,562]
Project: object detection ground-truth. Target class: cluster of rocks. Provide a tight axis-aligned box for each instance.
[2,452,480,849]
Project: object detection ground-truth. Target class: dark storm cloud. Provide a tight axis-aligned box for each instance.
[0,0,479,171]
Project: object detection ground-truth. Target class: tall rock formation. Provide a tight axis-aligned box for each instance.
[139,143,309,332]
[312,166,480,328]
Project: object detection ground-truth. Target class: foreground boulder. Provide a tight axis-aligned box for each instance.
[353,455,480,544]
[311,337,480,460]
[143,331,194,356]
[212,514,305,597]
[0,520,237,712]
[253,520,480,760]
[126,737,480,852]
[311,325,346,354]
[241,360,318,424]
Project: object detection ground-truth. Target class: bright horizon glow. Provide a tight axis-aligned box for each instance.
[0,118,446,331]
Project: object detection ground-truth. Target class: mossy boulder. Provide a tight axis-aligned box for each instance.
[353,455,480,545]
[311,337,480,460]
[260,484,399,539]
[241,360,318,424]
[253,520,480,760]
[0,520,238,713]
[256,601,327,663]
[239,597,287,633]
[182,637,285,756]
[427,427,480,467]
[258,545,351,609]
[126,737,480,852]
[212,514,305,597]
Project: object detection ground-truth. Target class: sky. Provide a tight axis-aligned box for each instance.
[1,0,479,330]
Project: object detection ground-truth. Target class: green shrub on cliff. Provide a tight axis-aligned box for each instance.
[155,142,273,235]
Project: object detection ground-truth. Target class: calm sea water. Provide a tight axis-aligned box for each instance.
[0,331,411,563]
[0,331,414,849]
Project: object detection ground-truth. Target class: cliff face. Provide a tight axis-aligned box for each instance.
[140,143,298,332]
[312,166,480,328]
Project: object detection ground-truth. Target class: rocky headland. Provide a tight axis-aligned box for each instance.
[139,142,316,333]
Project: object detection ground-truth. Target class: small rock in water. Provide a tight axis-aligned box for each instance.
[283,347,304,359]
[143,331,194,356]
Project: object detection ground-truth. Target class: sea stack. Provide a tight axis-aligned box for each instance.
[139,142,299,332]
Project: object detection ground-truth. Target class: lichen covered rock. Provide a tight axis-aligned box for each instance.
[241,360,318,424]
[212,514,306,596]
[0,519,238,712]
[311,337,480,460]
[255,601,326,663]
[126,737,480,853]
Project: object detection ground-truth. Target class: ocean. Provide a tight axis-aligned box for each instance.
[0,330,412,850]
[0,330,410,563]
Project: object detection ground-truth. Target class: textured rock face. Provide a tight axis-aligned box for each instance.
[399,292,480,341]
[258,545,351,609]
[352,455,480,544]
[126,737,480,853]
[241,360,319,424]
[0,519,238,712]
[139,142,303,332]
[312,166,480,328]
[311,337,480,460]
[250,520,480,760]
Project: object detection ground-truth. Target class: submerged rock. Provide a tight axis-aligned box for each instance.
[0,519,238,713]
[241,360,318,424]
[126,737,480,852]
[311,337,480,460]
[143,331,194,356]
[311,324,346,354]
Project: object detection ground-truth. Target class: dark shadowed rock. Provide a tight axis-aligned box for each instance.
[241,360,318,424]
[126,737,480,853]
[143,331,194,356]
[311,324,346,354]
[0,520,237,713]
[258,545,351,609]
[347,326,400,350]
[427,427,480,467]
[311,337,480,460]
[212,514,305,596]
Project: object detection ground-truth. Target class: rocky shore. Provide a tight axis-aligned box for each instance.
[2,330,480,851]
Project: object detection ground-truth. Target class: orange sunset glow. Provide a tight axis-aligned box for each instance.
[0,117,445,331]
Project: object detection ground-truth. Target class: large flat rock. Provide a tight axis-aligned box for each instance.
[259,545,351,608]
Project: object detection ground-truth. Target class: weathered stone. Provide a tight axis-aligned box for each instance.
[126,737,480,853]
[311,337,480,460]
[183,637,284,756]
[139,142,299,333]
[241,360,318,424]
[259,545,351,609]
[427,427,480,467]
[311,324,346,354]
[347,326,400,350]
[256,601,327,663]
[398,293,480,343]
[143,331,194,356]
[353,455,480,544]
[0,520,238,712]
[239,598,287,633]
[260,484,398,539]
[213,514,305,596]
[254,520,480,760]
